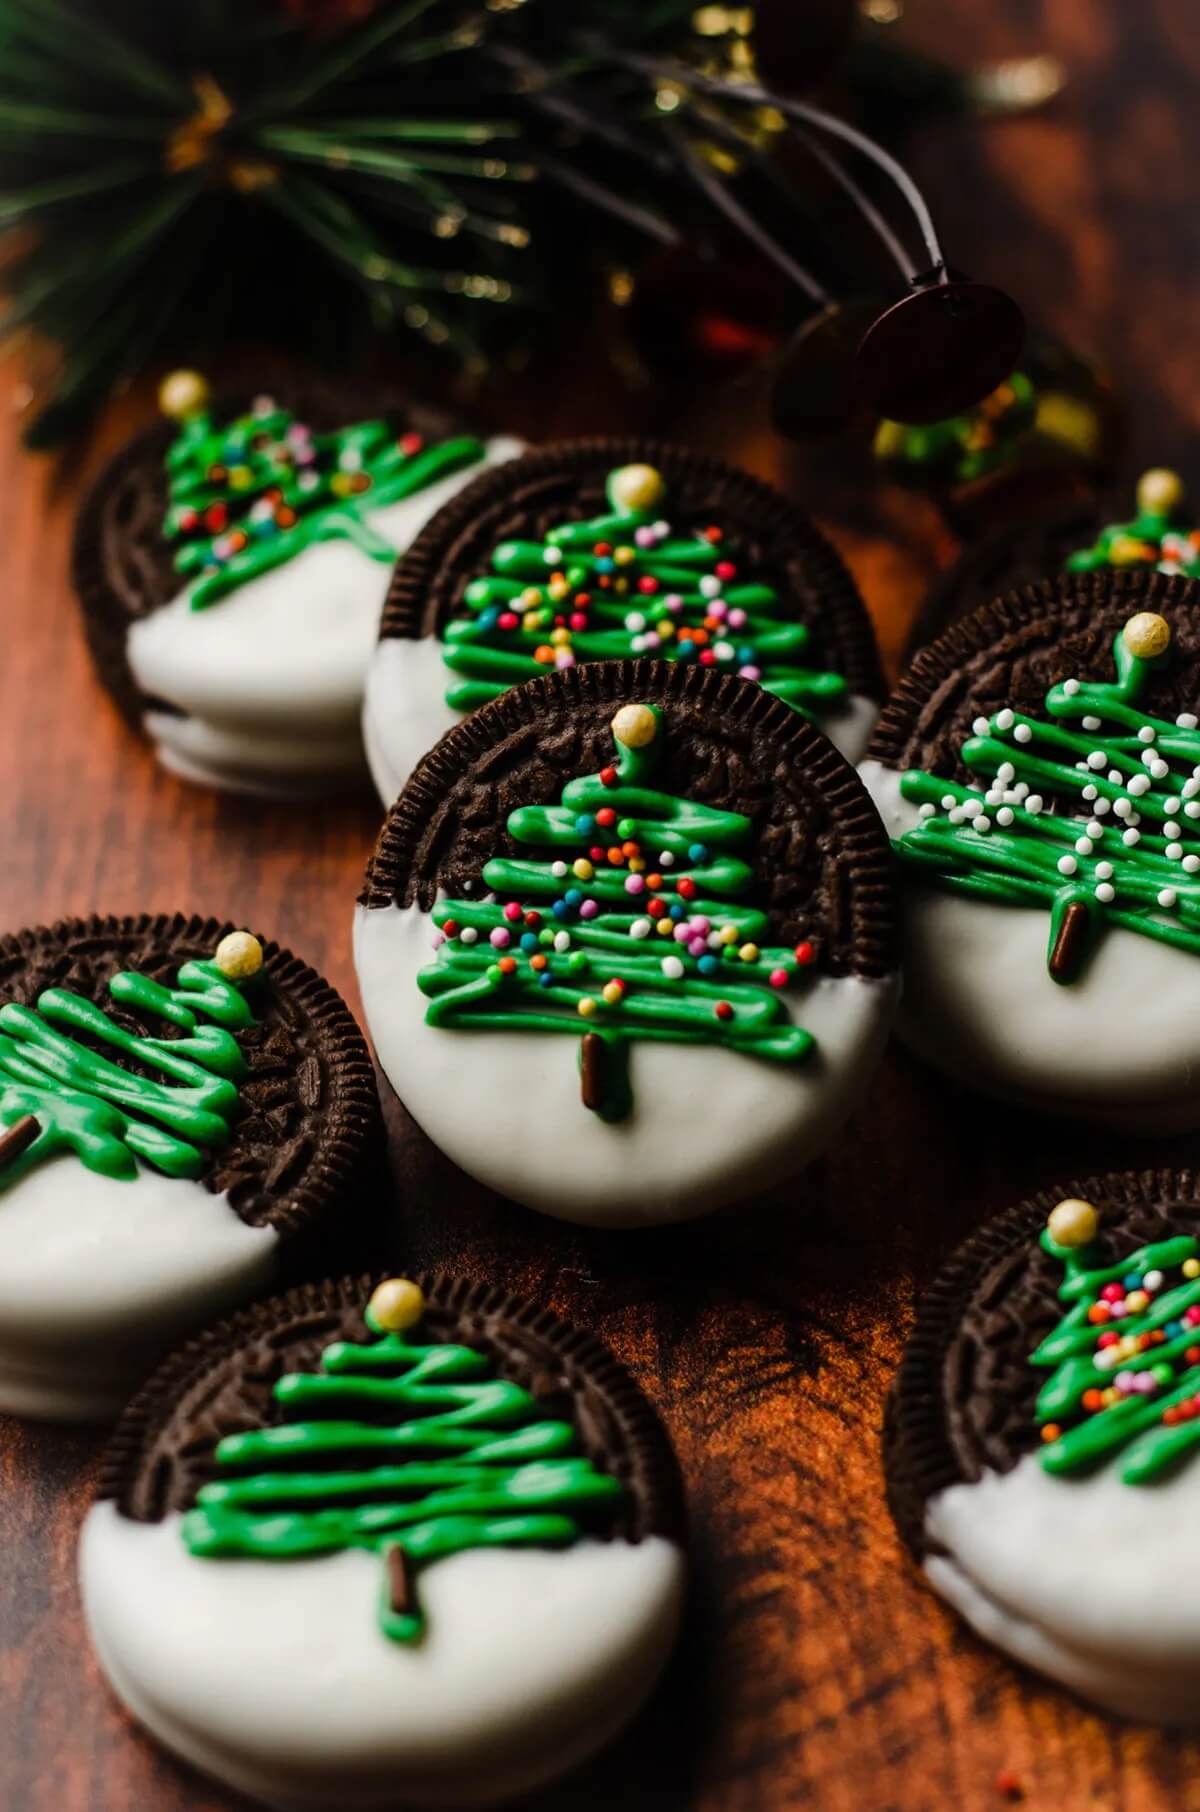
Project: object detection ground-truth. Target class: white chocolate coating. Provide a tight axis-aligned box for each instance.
[353,901,897,1227]
[363,635,880,808]
[81,1505,685,1811]
[0,1158,277,1420]
[925,1451,1200,1725]
[859,759,1200,1132]
[128,440,523,798]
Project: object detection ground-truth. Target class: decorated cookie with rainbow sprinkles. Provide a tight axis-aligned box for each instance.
[72,370,519,797]
[861,569,1200,1130]
[355,660,898,1226]
[82,1272,685,1809]
[886,1173,1200,1725]
[0,913,379,1418]
[363,437,884,805]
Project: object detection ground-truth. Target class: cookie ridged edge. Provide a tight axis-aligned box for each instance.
[380,434,884,703]
[869,568,1200,773]
[884,1167,1200,1561]
[96,1270,687,1545]
[0,912,381,1242]
[358,658,898,981]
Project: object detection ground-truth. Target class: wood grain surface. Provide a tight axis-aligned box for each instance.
[4,6,1200,1810]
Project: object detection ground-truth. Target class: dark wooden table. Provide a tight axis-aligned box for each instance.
[4,8,1200,1810]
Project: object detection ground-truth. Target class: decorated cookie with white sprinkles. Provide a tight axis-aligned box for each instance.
[363,437,884,805]
[82,1272,686,1810]
[886,1171,1200,1725]
[0,914,379,1418]
[72,370,519,798]
[861,568,1200,1130]
[355,659,899,1226]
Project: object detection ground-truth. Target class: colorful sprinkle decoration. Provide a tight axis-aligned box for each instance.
[895,611,1200,981]
[1034,1200,1200,1484]
[439,463,847,721]
[159,375,485,611]
[418,702,816,1121]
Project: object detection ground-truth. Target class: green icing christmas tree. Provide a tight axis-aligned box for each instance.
[158,369,485,611]
[1031,1197,1200,1484]
[183,1278,624,1644]
[418,702,816,1120]
[440,461,847,720]
[895,610,1200,983]
[0,935,259,1188]
[1066,467,1200,579]
[873,370,1036,485]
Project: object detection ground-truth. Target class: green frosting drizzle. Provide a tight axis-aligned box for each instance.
[439,464,847,720]
[418,704,815,1121]
[0,960,253,1185]
[182,1297,623,1644]
[1066,473,1200,578]
[894,619,1200,979]
[1034,1229,1200,1483]
[163,397,485,610]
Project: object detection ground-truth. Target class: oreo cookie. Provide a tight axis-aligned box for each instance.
[363,436,884,805]
[82,1271,686,1810]
[861,569,1200,1132]
[355,658,899,1227]
[0,912,380,1418]
[71,371,519,799]
[905,467,1200,655]
[886,1171,1200,1725]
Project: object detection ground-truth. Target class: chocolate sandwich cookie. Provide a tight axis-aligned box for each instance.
[363,437,884,805]
[72,369,520,799]
[860,568,1200,1131]
[82,1272,686,1810]
[906,468,1199,656]
[356,659,899,1227]
[886,1173,1200,1725]
[0,913,379,1418]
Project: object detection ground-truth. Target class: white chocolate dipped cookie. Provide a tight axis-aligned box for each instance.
[82,1273,686,1810]
[355,659,899,1226]
[73,369,519,798]
[860,569,1200,1131]
[363,438,883,806]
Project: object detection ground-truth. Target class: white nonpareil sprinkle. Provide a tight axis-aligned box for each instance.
[995,709,1015,731]
[1186,855,1200,873]
[1150,760,1169,779]
[996,807,1014,826]
[662,955,685,979]
[1108,770,1124,786]
[918,802,936,819]
[551,861,568,878]
[1164,798,1181,814]
[962,796,984,817]
[1082,784,1098,801]
[1075,837,1094,855]
[996,761,1016,783]
[544,546,563,565]
[975,817,991,834]
[1158,888,1179,909]
[1123,828,1141,846]
[1127,774,1151,796]
[1186,778,1200,798]
[1082,715,1102,732]
[1113,798,1132,819]
[460,926,478,944]
[624,611,646,633]
[1178,713,1199,729]
[984,789,1003,807]
[1026,795,1044,815]
[1139,725,1157,743]
[1063,678,1080,696]
[1013,783,1030,799]
[1087,751,1107,770]
[629,918,652,939]
[941,794,957,811]
[972,716,990,735]
[1057,855,1078,876]
[1145,1269,1165,1291]
[1167,843,1184,861]
[659,852,675,867]
[1095,882,1115,902]
[948,808,966,825]
[554,930,571,952]
[1095,861,1114,879]
[1013,724,1032,743]
[699,575,721,598]
[1093,797,1111,815]
[1188,802,1200,818]
[1086,821,1104,839]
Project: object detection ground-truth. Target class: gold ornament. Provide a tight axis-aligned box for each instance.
[1122,612,1172,660]
[368,1278,426,1333]
[611,703,658,749]
[1047,1198,1099,1249]
[1136,467,1185,519]
[609,463,666,513]
[159,369,210,421]
[213,930,264,981]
